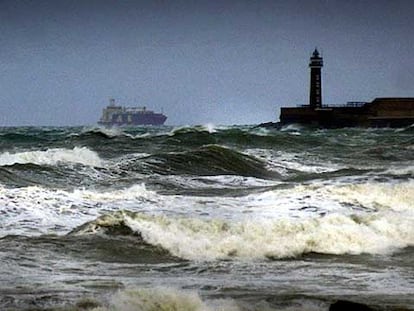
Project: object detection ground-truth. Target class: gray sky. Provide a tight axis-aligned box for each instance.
[1,0,414,126]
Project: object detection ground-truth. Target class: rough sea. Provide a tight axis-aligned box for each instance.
[0,124,413,311]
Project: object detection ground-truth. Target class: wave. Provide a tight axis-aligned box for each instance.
[5,126,409,168]
[0,184,158,237]
[73,125,225,145]
[80,287,243,311]
[70,206,414,260]
[0,163,60,188]
[131,144,279,179]
[76,126,174,140]
[321,181,414,212]
[149,175,281,196]
[68,213,142,237]
[77,126,139,139]
[246,149,345,175]
[170,124,219,135]
[384,165,414,177]
[65,286,329,311]
[0,147,103,167]
[73,183,156,202]
[85,286,324,311]
[394,123,414,133]
[280,123,306,132]
[0,132,47,143]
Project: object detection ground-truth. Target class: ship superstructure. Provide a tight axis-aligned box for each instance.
[98,99,167,126]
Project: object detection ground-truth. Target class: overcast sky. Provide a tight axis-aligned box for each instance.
[1,0,413,126]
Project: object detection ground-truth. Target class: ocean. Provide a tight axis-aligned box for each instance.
[0,124,413,311]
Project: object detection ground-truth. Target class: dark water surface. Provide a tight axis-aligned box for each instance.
[0,125,413,310]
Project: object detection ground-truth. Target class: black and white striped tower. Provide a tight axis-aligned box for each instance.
[309,48,323,109]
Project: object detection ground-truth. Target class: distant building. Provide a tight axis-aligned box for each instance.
[278,49,414,128]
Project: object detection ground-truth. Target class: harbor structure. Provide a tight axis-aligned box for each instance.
[278,50,414,128]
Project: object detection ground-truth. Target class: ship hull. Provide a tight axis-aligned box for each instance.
[98,113,167,126]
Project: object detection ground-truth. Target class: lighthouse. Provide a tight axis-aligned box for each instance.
[309,48,323,108]
[276,49,414,128]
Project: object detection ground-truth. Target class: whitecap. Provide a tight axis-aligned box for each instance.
[81,209,414,260]
[0,147,103,167]
[94,287,242,311]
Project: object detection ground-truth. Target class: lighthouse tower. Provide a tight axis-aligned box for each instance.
[309,49,323,109]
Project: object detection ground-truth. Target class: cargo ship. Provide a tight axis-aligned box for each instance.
[98,99,167,126]
[264,49,414,128]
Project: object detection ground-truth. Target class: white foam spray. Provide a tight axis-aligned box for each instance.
[87,287,319,311]
[0,147,103,167]
[83,207,414,261]
[0,184,157,237]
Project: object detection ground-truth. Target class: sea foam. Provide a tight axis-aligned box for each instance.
[0,146,103,167]
[169,124,218,135]
[84,286,324,311]
[0,184,156,237]
[72,207,414,261]
[90,287,247,311]
[321,181,414,212]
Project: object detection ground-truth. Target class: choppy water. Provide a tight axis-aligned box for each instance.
[0,124,413,311]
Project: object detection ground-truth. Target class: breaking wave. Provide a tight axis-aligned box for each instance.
[70,205,414,260]
[320,181,414,212]
[83,287,300,311]
[0,147,103,167]
[100,287,237,311]
[0,184,157,237]
[75,127,139,140]
[170,124,219,135]
[70,286,327,311]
